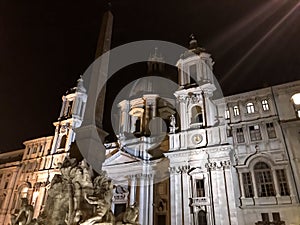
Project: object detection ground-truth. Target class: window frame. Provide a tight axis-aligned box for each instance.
[233,105,240,116]
[266,122,276,139]
[261,99,270,111]
[246,102,255,114]
[254,162,275,197]
[236,127,245,143]
[242,172,254,197]
[249,125,262,141]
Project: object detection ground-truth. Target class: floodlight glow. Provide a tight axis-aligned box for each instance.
[291,93,300,105]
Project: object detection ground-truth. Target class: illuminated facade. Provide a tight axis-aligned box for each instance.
[1,42,300,225]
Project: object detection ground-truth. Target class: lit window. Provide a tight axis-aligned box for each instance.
[225,109,230,119]
[249,125,262,141]
[266,122,276,139]
[233,106,240,116]
[254,162,275,197]
[236,128,245,143]
[246,102,255,114]
[276,170,290,196]
[262,100,269,111]
[242,172,254,197]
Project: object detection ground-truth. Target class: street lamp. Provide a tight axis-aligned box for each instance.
[291,93,300,118]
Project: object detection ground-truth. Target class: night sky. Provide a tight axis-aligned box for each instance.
[1,0,300,151]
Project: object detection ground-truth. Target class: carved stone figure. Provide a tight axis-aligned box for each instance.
[116,203,139,225]
[11,198,34,225]
[169,114,178,134]
[79,172,115,225]
[122,203,139,225]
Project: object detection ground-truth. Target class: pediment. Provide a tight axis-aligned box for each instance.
[188,167,206,175]
[103,151,141,166]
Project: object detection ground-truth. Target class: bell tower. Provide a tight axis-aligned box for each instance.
[170,35,225,150]
[166,35,238,225]
[50,77,87,154]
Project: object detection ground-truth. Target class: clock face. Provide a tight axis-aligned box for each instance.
[192,134,203,144]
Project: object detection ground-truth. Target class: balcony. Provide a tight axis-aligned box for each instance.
[190,197,210,206]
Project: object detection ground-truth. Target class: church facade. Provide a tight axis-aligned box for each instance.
[1,40,300,225]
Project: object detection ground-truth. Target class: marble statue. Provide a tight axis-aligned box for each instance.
[12,157,139,225]
[169,114,178,133]
[11,198,34,225]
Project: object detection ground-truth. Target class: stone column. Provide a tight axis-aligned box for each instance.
[130,175,137,205]
[210,164,220,224]
[223,162,238,224]
[148,175,154,225]
[178,97,188,131]
[238,172,246,198]
[251,172,259,198]
[139,174,146,225]
[34,186,46,218]
[174,167,183,225]
[181,166,191,225]
[169,167,177,225]
[272,169,280,197]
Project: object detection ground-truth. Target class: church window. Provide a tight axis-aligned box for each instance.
[246,102,255,114]
[32,146,37,154]
[39,145,43,153]
[242,172,254,197]
[225,109,230,119]
[191,106,203,124]
[59,135,67,149]
[195,179,205,197]
[236,128,245,143]
[134,118,141,133]
[262,100,269,111]
[254,162,275,197]
[266,122,276,139]
[198,210,207,225]
[4,181,8,189]
[249,125,262,141]
[276,170,290,196]
[67,101,73,116]
[233,106,240,116]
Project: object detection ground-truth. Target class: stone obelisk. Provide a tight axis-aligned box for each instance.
[75,6,113,173]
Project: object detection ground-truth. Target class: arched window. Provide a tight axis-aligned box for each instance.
[261,100,269,111]
[198,210,207,225]
[254,162,275,197]
[191,106,203,124]
[59,135,67,149]
[233,106,240,116]
[246,102,255,114]
[225,109,230,119]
